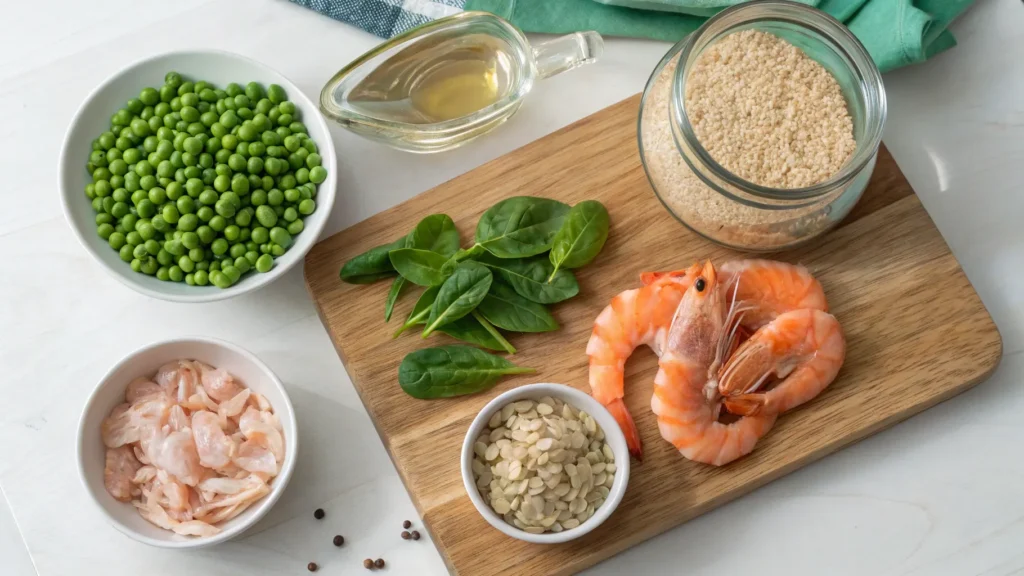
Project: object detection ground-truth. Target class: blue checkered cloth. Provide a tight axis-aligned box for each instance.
[290,0,467,38]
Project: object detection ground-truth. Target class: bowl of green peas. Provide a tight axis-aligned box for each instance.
[59,50,337,302]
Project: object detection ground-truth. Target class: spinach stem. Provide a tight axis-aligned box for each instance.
[472,310,516,354]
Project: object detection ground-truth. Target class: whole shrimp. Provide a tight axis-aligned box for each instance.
[652,261,778,465]
[587,263,702,458]
[589,258,838,462]
[653,261,845,465]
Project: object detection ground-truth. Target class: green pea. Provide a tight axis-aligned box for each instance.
[251,226,269,244]
[152,215,170,233]
[200,88,218,103]
[309,166,328,184]
[255,254,274,273]
[213,174,231,193]
[129,258,143,272]
[283,188,299,203]
[115,136,132,151]
[188,246,205,263]
[148,186,167,204]
[162,239,183,257]
[136,199,156,218]
[269,227,292,248]
[305,153,322,169]
[124,230,142,246]
[245,250,259,265]
[220,110,239,129]
[291,167,308,185]
[221,264,242,284]
[175,196,195,216]
[235,207,254,227]
[187,122,205,136]
[233,94,250,109]
[239,227,251,242]
[139,87,159,106]
[133,243,149,259]
[179,255,196,273]
[208,258,221,271]
[94,180,113,198]
[120,245,134,262]
[195,189,218,208]
[215,148,232,164]
[254,205,277,228]
[139,175,157,191]
[178,213,199,231]
[180,232,199,250]
[302,139,318,154]
[277,113,293,126]
[233,257,251,274]
[167,265,183,282]
[244,82,264,101]
[227,242,246,259]
[201,167,216,185]
[165,181,183,200]
[280,206,297,222]
[99,132,117,149]
[215,199,236,218]
[197,206,214,222]
[267,189,284,206]
[221,134,238,151]
[209,215,227,232]
[287,219,304,236]
[185,273,196,285]
[96,223,114,240]
[96,212,114,226]
[157,249,173,266]
[141,239,159,256]
[155,266,170,281]
[226,154,245,172]
[238,124,257,142]
[253,98,271,115]
[271,243,286,257]
[209,237,227,256]
[265,84,285,104]
[184,166,202,180]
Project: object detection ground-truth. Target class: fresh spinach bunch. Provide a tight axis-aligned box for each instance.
[339,197,610,398]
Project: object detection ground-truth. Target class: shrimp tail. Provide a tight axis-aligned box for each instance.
[606,398,643,461]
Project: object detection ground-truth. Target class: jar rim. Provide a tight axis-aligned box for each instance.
[670,0,887,201]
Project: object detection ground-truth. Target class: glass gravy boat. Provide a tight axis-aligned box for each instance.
[320,12,603,153]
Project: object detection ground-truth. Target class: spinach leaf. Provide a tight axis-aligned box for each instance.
[423,261,492,337]
[477,281,558,332]
[477,253,579,304]
[548,200,609,279]
[389,248,451,287]
[339,237,406,284]
[436,313,512,353]
[394,286,439,337]
[384,276,406,322]
[398,345,534,399]
[408,214,460,256]
[475,197,570,258]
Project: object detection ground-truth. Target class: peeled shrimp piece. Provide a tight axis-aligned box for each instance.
[192,410,236,469]
[218,389,250,419]
[146,427,204,486]
[125,377,163,404]
[196,475,269,515]
[101,404,137,448]
[239,407,284,462]
[104,446,142,502]
[199,364,243,402]
[199,475,263,495]
[172,520,220,537]
[132,466,158,485]
[233,440,277,476]
[154,360,200,403]
[135,498,177,531]
[167,405,190,431]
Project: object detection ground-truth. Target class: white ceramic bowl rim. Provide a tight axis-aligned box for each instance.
[460,383,630,544]
[59,49,337,303]
[76,336,298,548]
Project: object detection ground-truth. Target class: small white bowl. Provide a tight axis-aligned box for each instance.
[461,383,630,544]
[77,337,298,549]
[59,50,337,303]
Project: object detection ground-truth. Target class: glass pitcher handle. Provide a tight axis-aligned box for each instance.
[532,31,604,80]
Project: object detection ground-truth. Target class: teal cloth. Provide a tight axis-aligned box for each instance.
[464,0,975,72]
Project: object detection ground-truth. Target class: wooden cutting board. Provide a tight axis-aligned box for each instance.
[304,95,1001,575]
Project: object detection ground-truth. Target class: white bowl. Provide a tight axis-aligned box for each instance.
[77,337,298,548]
[461,383,630,544]
[59,50,337,303]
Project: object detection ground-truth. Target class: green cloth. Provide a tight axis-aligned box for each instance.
[463,0,975,72]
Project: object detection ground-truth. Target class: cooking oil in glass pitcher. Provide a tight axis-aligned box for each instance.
[320,12,602,153]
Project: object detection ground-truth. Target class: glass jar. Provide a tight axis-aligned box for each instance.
[639,1,886,252]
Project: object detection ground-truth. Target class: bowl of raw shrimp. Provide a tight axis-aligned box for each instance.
[77,337,298,548]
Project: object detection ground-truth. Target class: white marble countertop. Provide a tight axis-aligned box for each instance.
[3,1,1023,574]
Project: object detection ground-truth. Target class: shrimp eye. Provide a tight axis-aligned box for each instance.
[695,278,706,292]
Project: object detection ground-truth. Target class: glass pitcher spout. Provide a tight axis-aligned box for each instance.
[319,12,604,154]
[533,32,604,80]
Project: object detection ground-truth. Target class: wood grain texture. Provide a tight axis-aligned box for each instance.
[304,95,1001,576]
